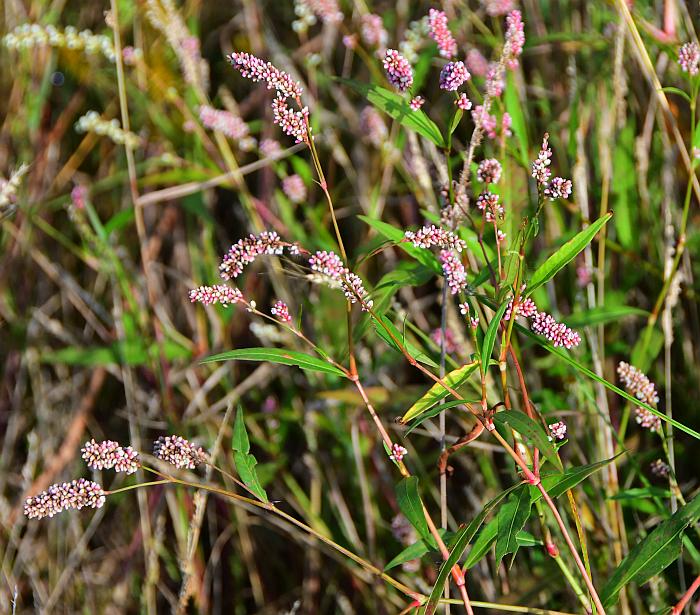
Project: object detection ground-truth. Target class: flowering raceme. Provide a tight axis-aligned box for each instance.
[228,52,303,100]
[24,479,105,519]
[383,49,413,92]
[404,225,466,251]
[82,439,140,474]
[439,61,470,91]
[219,231,287,280]
[439,250,468,295]
[427,9,457,59]
[617,362,662,432]
[153,435,208,469]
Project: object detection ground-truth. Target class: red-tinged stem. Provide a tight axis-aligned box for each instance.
[671,573,700,615]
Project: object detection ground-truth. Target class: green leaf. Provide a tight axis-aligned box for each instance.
[526,213,612,294]
[495,485,532,569]
[384,529,451,571]
[396,477,431,544]
[232,404,250,454]
[481,301,509,375]
[493,410,563,472]
[233,451,269,503]
[601,493,700,607]
[530,455,622,503]
[402,363,478,422]
[339,79,445,146]
[505,72,529,168]
[658,86,692,103]
[405,399,479,435]
[611,487,672,501]
[562,305,648,328]
[422,483,523,614]
[201,348,346,377]
[373,314,439,368]
[449,109,463,135]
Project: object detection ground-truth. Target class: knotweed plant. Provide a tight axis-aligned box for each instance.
[15,3,700,615]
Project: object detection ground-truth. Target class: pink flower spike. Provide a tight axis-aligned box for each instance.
[404,225,467,251]
[679,42,700,75]
[427,9,457,59]
[466,49,489,77]
[531,311,581,349]
[361,14,388,50]
[199,105,249,141]
[532,133,552,185]
[439,61,470,91]
[409,96,425,111]
[439,249,468,295]
[282,174,307,203]
[477,159,502,184]
[219,231,286,279]
[227,52,303,100]
[82,439,140,474]
[272,96,310,143]
[545,177,572,200]
[153,435,208,469]
[24,478,105,519]
[383,49,414,92]
[504,10,525,70]
[189,285,244,306]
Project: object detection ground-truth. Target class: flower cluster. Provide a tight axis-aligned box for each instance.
[75,111,141,148]
[199,105,249,141]
[504,297,538,321]
[292,0,317,33]
[153,435,208,469]
[531,311,581,349]
[360,107,387,147]
[427,9,457,58]
[82,439,140,474]
[383,49,414,92]
[472,106,509,140]
[466,48,489,77]
[531,134,572,199]
[228,52,303,99]
[389,443,408,463]
[456,93,472,110]
[530,311,581,349]
[3,24,116,61]
[404,225,466,251]
[431,327,459,354]
[477,159,502,184]
[282,174,307,203]
[399,18,429,64]
[309,251,373,310]
[650,459,670,478]
[486,64,505,97]
[459,302,480,329]
[679,42,700,76]
[476,191,503,222]
[260,139,282,158]
[272,97,310,144]
[439,250,468,295]
[24,478,105,519]
[439,61,470,91]
[409,96,425,111]
[219,231,286,279]
[504,10,525,70]
[548,421,567,441]
[544,176,573,200]
[532,133,552,185]
[361,14,388,51]
[483,0,516,17]
[271,300,292,322]
[189,285,244,306]
[303,0,343,24]
[617,362,661,432]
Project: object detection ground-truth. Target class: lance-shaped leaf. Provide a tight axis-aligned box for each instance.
[481,301,509,376]
[526,213,612,295]
[530,454,622,503]
[202,347,346,377]
[232,404,250,454]
[495,485,532,569]
[601,493,700,607]
[233,451,269,503]
[402,363,478,423]
[395,477,431,543]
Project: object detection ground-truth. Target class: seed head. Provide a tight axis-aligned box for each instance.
[24,478,105,520]
[153,435,208,469]
[81,439,140,474]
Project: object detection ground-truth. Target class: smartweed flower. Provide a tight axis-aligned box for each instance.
[219,231,286,280]
[282,174,307,203]
[228,52,303,99]
[82,439,140,474]
[189,285,244,306]
[531,312,581,349]
[271,300,292,323]
[477,159,502,184]
[504,10,525,69]
[427,9,457,59]
[404,225,466,251]
[153,435,208,469]
[24,479,105,519]
[361,14,388,51]
[409,96,425,111]
[389,443,408,463]
[679,42,700,76]
[383,49,413,92]
[439,250,468,295]
[548,421,567,441]
[439,61,470,91]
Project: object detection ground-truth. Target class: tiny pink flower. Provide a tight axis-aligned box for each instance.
[82,439,140,474]
[455,93,472,110]
[548,421,567,441]
[389,443,408,463]
[431,327,459,354]
[361,14,388,50]
[466,48,489,77]
[272,96,309,143]
[427,9,457,59]
[650,459,670,477]
[504,10,525,70]
[532,133,552,185]
[544,177,572,200]
[228,52,303,99]
[24,479,105,519]
[383,49,414,92]
[304,0,343,24]
[409,96,425,111]
[483,0,516,17]
[496,229,506,243]
[199,105,249,141]
[259,139,282,158]
[504,297,538,321]
[342,34,358,49]
[153,435,208,469]
[271,300,292,322]
[71,184,88,210]
[219,231,286,279]
[531,311,581,349]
